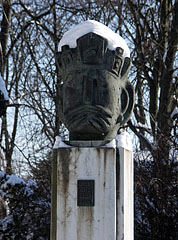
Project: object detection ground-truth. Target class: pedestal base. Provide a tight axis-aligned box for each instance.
[51,141,133,240]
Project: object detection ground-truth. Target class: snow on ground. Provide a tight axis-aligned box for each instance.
[0,73,9,100]
[58,20,130,58]
[116,131,132,151]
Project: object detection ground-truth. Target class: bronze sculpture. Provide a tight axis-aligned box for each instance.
[57,21,135,141]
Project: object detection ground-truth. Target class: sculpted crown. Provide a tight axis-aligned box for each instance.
[57,32,131,79]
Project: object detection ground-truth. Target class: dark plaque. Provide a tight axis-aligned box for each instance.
[77,180,95,207]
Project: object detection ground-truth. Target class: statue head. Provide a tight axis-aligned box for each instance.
[57,20,135,141]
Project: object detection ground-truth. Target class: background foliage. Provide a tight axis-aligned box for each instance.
[0,171,50,239]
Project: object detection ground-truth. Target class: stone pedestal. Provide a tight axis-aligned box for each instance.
[51,140,133,240]
[116,147,134,240]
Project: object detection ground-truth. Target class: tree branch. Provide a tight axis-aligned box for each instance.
[127,120,156,155]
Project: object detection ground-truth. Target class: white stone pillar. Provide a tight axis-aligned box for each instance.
[51,140,116,240]
[51,135,134,240]
[116,147,134,240]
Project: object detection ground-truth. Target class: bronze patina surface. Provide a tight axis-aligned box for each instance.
[57,32,134,141]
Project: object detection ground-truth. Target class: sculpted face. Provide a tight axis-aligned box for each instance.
[57,33,134,141]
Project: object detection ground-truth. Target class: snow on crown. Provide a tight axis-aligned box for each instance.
[58,20,130,58]
[57,32,131,78]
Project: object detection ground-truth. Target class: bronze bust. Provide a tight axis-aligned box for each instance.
[57,22,134,141]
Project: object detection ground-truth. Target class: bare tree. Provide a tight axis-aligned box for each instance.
[0,0,177,177]
[3,0,123,173]
[109,0,177,160]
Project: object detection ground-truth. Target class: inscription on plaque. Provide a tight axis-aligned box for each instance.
[77,180,95,207]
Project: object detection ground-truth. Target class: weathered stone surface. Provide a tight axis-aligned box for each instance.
[55,144,116,240]
[116,147,134,240]
[51,141,134,240]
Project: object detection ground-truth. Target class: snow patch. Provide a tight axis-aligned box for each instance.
[53,136,71,149]
[1,215,14,231]
[0,74,9,100]
[24,180,37,196]
[58,20,130,58]
[171,107,178,118]
[104,139,116,148]
[116,131,132,151]
[2,175,25,189]
[27,179,37,188]
[0,171,5,179]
